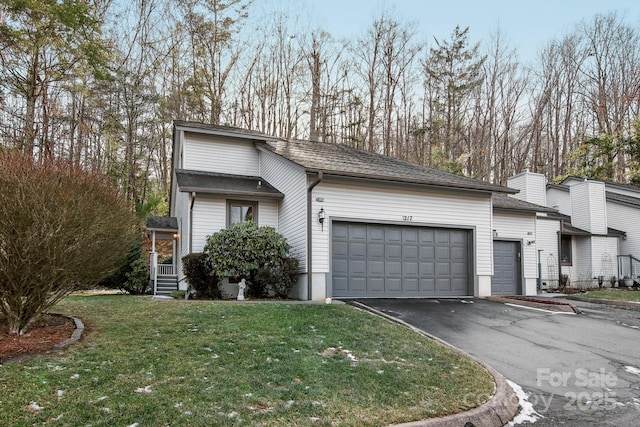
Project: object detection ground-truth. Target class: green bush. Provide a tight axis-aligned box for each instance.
[182,253,221,299]
[255,257,300,298]
[171,290,186,299]
[100,239,150,295]
[203,221,293,298]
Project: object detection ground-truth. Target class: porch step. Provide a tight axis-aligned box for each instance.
[156,275,178,296]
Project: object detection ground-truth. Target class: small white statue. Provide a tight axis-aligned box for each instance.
[237,278,246,301]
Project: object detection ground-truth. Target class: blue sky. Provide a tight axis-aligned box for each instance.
[258,0,640,62]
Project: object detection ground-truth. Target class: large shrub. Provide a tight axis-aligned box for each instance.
[0,152,137,334]
[255,257,300,298]
[182,253,221,299]
[203,221,293,298]
[99,239,150,294]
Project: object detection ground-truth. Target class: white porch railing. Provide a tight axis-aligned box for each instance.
[158,264,175,276]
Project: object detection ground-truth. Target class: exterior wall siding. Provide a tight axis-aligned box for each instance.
[608,201,640,258]
[536,217,561,288]
[258,200,279,230]
[191,196,280,253]
[183,132,260,176]
[259,151,308,269]
[191,195,226,252]
[547,187,571,215]
[312,181,493,279]
[507,171,547,206]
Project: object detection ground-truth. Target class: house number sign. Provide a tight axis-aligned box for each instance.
[402,215,413,221]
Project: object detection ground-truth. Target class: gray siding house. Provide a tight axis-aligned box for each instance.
[148,121,559,299]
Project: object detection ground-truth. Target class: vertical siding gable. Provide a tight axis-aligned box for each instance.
[183,132,260,175]
[259,151,308,268]
[507,171,547,206]
[570,181,607,234]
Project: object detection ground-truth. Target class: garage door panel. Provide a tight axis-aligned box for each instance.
[419,246,435,260]
[452,278,468,292]
[386,278,402,292]
[368,226,384,241]
[333,223,348,239]
[350,243,366,257]
[333,277,348,292]
[403,261,418,275]
[436,278,452,292]
[367,260,385,275]
[436,262,451,275]
[351,277,367,291]
[436,231,451,244]
[402,228,418,243]
[387,244,402,259]
[333,259,348,275]
[333,242,348,257]
[368,278,385,293]
[451,247,467,260]
[420,262,435,275]
[349,260,366,275]
[386,261,402,275]
[385,228,402,243]
[419,229,435,244]
[435,246,450,260]
[367,243,385,258]
[403,278,419,292]
[332,222,470,297]
[402,245,418,259]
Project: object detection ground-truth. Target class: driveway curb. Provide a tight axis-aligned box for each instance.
[349,302,520,427]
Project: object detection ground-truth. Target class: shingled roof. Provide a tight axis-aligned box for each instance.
[492,193,557,213]
[175,170,284,199]
[257,139,515,194]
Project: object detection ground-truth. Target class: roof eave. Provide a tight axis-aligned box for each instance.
[308,170,516,194]
[179,187,284,200]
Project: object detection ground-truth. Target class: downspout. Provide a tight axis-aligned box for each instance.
[307,171,323,301]
[189,192,196,253]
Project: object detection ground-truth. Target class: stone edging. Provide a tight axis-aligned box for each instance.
[349,301,520,427]
[0,314,84,366]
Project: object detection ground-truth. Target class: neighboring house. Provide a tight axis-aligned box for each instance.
[508,171,640,289]
[147,121,557,299]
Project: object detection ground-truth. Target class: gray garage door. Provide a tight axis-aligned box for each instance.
[492,240,521,295]
[331,222,471,298]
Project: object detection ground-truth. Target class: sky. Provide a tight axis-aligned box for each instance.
[257,0,640,63]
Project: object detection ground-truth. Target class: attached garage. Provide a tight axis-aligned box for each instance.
[492,240,522,295]
[331,222,472,298]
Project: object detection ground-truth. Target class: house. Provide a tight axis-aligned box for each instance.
[507,171,640,289]
[147,121,558,299]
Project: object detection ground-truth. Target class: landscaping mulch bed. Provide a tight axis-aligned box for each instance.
[0,314,75,363]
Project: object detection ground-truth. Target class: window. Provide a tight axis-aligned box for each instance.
[228,200,257,226]
[561,235,572,265]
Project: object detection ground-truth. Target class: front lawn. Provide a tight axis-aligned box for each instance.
[0,295,493,426]
[581,288,640,302]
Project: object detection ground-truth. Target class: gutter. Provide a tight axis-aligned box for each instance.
[306,171,323,300]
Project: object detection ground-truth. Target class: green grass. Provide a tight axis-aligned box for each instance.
[581,288,640,302]
[0,295,494,426]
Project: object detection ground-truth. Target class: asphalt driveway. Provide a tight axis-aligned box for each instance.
[354,298,640,426]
